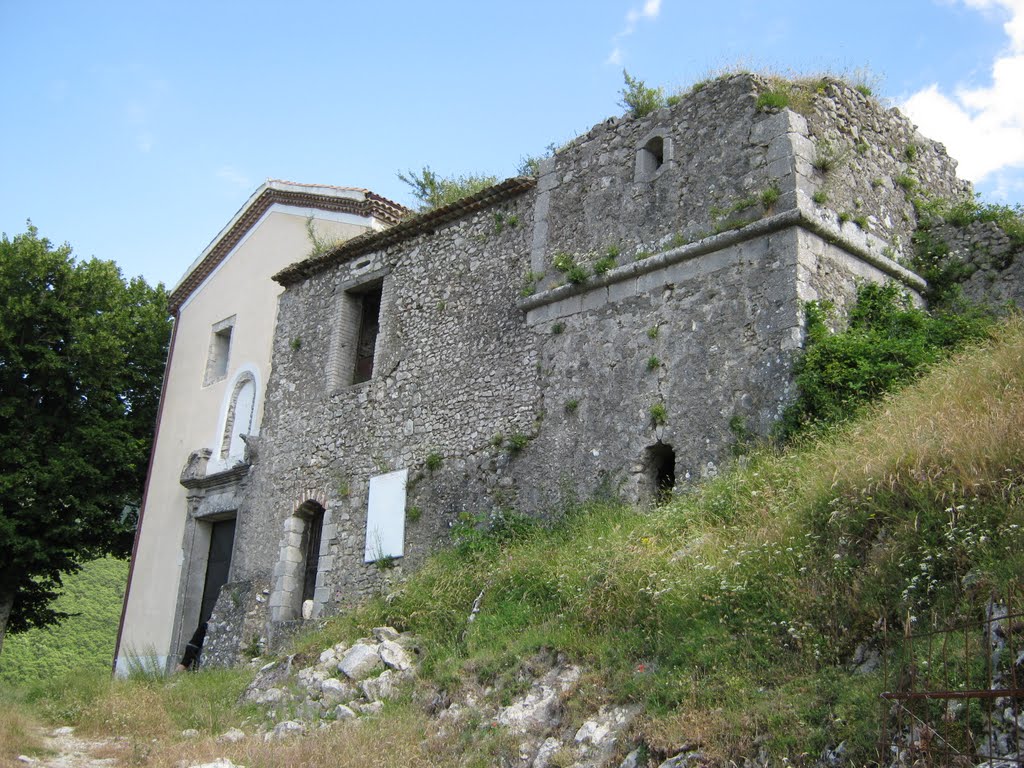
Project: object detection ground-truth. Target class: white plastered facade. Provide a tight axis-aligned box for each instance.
[115,182,395,674]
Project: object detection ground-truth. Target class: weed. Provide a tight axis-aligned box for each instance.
[756,89,790,111]
[565,265,589,285]
[552,252,575,273]
[904,143,919,162]
[426,452,444,472]
[647,355,662,371]
[605,243,621,259]
[838,211,852,224]
[871,178,884,189]
[620,71,665,117]
[895,174,917,191]
[375,554,397,570]
[647,326,660,340]
[520,270,543,298]
[507,433,530,454]
[290,337,302,351]
[634,250,653,261]
[407,506,422,523]
[853,215,868,230]
[812,140,845,174]
[565,398,580,414]
[669,233,688,249]
[760,184,781,209]
[593,256,616,275]
[437,300,446,312]
[491,433,504,448]
[551,322,565,335]
[650,402,668,426]
[855,83,873,97]
[812,189,828,205]
[855,140,870,155]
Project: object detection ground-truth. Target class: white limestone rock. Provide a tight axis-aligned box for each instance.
[372,626,401,642]
[187,760,244,768]
[532,737,562,768]
[217,728,246,743]
[333,704,357,720]
[359,669,401,702]
[338,643,383,680]
[378,639,413,671]
[320,676,357,704]
[266,720,305,741]
[252,687,287,705]
[181,728,200,739]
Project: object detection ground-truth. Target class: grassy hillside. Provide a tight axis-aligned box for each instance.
[0,557,128,687]
[2,317,1021,766]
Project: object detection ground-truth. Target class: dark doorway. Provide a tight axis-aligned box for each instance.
[301,506,325,604]
[199,518,236,624]
[645,442,676,503]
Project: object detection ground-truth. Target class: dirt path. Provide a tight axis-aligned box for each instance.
[17,727,121,768]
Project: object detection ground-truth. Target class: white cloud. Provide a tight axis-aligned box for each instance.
[606,0,664,65]
[902,0,1024,182]
[216,166,252,190]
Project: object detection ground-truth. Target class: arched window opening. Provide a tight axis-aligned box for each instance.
[220,374,256,461]
[645,441,676,503]
[635,134,671,182]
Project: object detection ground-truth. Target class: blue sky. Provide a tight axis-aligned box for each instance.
[2,0,1022,289]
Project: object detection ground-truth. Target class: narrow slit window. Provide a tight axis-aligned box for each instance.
[301,506,324,604]
[352,284,382,384]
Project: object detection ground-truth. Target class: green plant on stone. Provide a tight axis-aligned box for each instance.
[634,249,652,261]
[646,355,661,371]
[552,251,576,273]
[564,398,580,414]
[853,215,868,230]
[551,322,565,335]
[647,325,659,339]
[619,70,666,118]
[520,270,543,297]
[812,139,845,174]
[760,184,781,209]
[507,433,530,454]
[425,452,444,472]
[855,140,870,156]
[649,402,668,426]
[838,211,852,224]
[491,433,504,448]
[407,506,423,524]
[593,256,616,275]
[605,243,621,259]
[812,189,828,205]
[566,265,589,285]
[669,232,688,249]
[374,554,397,570]
[871,178,884,189]
[290,337,302,351]
[756,88,790,112]
[904,143,919,162]
[895,174,917,191]
[855,83,873,97]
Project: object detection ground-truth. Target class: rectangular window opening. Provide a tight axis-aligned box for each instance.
[204,316,235,386]
[352,283,382,385]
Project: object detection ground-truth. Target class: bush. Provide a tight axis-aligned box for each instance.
[619,71,665,118]
[778,282,992,438]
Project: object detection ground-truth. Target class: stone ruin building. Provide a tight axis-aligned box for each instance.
[117,73,992,671]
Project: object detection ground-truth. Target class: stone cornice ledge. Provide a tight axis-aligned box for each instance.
[181,462,250,491]
[517,203,926,314]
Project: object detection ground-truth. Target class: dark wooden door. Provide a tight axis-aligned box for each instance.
[199,518,236,624]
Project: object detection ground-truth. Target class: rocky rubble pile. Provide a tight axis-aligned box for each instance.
[242,625,419,739]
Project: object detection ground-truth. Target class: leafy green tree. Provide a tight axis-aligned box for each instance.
[0,224,171,654]
[397,166,497,211]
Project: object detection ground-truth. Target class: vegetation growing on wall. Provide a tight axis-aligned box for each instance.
[778,282,992,439]
[397,166,498,211]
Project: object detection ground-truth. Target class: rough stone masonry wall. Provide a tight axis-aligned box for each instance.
[799,79,971,262]
[215,74,965,654]
[930,219,1024,308]
[234,192,540,623]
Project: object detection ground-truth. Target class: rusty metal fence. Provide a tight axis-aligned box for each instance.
[879,588,1023,766]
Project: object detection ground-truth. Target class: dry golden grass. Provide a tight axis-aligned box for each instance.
[0,704,46,766]
[824,316,1024,496]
